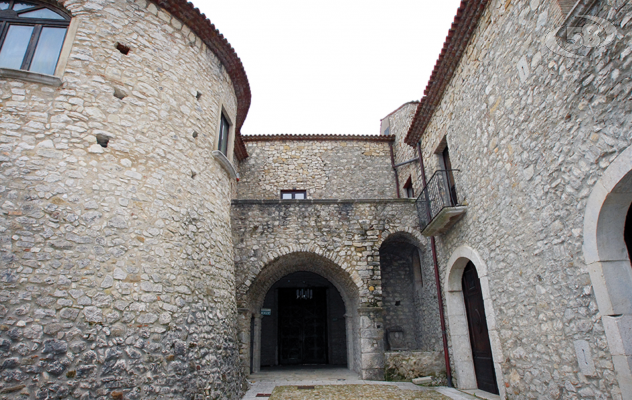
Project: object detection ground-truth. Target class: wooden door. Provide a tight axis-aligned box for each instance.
[462,262,499,394]
[278,288,328,365]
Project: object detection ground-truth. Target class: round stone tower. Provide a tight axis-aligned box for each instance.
[0,0,250,398]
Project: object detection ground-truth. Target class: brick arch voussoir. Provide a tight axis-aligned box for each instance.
[245,249,362,313]
[376,227,427,251]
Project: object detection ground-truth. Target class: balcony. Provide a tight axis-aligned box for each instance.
[416,170,467,236]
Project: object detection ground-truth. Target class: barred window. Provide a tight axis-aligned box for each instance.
[0,1,70,75]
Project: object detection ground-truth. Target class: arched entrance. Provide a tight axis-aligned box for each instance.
[583,145,632,394]
[461,262,498,395]
[259,271,347,367]
[243,252,361,375]
[445,246,505,398]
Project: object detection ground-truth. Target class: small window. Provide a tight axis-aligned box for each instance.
[404,177,414,198]
[218,114,230,156]
[281,190,306,200]
[0,1,70,75]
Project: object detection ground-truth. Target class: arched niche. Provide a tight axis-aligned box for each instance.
[583,145,632,394]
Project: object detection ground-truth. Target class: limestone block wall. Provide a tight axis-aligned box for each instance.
[383,103,422,197]
[417,0,632,397]
[0,0,245,398]
[237,138,397,199]
[231,199,432,379]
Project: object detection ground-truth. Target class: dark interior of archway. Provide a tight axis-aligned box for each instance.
[625,204,632,262]
[380,239,423,351]
[260,271,347,368]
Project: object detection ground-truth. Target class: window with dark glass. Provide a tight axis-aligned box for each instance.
[0,1,70,75]
[281,190,306,200]
[441,145,458,205]
[218,114,230,156]
[404,176,414,198]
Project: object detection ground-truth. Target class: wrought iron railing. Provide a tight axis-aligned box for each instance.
[416,170,460,232]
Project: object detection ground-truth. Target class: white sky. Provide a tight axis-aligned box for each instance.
[194,0,463,135]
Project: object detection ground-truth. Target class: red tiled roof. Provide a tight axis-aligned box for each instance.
[153,0,250,160]
[404,0,490,146]
[242,134,395,142]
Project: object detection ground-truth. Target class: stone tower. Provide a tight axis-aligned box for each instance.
[0,0,250,398]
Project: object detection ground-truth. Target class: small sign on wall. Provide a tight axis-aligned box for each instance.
[261,308,271,316]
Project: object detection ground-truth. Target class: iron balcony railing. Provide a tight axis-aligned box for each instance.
[416,169,460,232]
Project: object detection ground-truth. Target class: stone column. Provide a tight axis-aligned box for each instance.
[344,314,355,372]
[237,308,252,374]
[358,307,385,380]
[252,314,263,374]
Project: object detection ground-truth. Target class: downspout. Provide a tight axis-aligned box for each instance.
[389,142,401,198]
[417,142,453,388]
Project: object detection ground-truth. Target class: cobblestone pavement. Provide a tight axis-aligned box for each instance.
[268,384,451,399]
[241,366,481,400]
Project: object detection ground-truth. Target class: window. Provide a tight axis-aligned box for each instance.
[0,1,70,75]
[218,114,230,156]
[404,176,414,198]
[441,145,458,205]
[281,190,306,200]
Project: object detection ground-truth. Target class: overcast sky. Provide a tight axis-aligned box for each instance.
[195,0,463,135]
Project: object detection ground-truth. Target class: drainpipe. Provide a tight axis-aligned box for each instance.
[417,142,453,388]
[389,142,401,198]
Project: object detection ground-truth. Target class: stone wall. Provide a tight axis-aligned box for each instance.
[0,0,245,398]
[416,0,632,397]
[384,351,445,382]
[383,103,421,198]
[237,139,397,200]
[230,199,431,380]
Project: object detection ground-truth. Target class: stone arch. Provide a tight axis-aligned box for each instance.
[583,145,632,394]
[242,251,363,375]
[445,245,505,398]
[375,227,427,250]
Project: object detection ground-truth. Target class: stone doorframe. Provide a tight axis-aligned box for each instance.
[445,245,506,399]
[238,251,387,378]
[583,145,632,395]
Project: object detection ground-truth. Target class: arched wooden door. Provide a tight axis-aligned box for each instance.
[462,262,499,394]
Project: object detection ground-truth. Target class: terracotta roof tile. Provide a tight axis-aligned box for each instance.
[404,0,490,146]
[242,134,395,142]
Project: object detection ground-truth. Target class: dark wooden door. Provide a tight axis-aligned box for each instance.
[462,262,499,394]
[278,288,328,365]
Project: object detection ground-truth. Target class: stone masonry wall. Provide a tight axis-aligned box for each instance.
[383,103,421,198]
[415,0,632,397]
[231,199,427,379]
[237,139,396,200]
[0,0,245,398]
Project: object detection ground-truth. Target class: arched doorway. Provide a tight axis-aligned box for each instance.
[462,262,499,395]
[445,246,505,398]
[243,252,361,375]
[583,145,632,394]
[626,205,631,262]
[259,271,347,367]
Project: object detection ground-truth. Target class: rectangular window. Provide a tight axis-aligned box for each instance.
[218,114,230,156]
[404,176,414,198]
[281,190,306,200]
[441,145,458,205]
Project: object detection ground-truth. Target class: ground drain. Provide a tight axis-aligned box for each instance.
[297,386,315,390]
[255,394,270,398]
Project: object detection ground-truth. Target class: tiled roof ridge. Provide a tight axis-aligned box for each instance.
[242,134,395,142]
[404,0,490,146]
[153,0,250,160]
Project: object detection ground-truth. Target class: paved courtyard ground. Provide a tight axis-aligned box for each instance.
[268,384,451,399]
[241,366,491,400]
